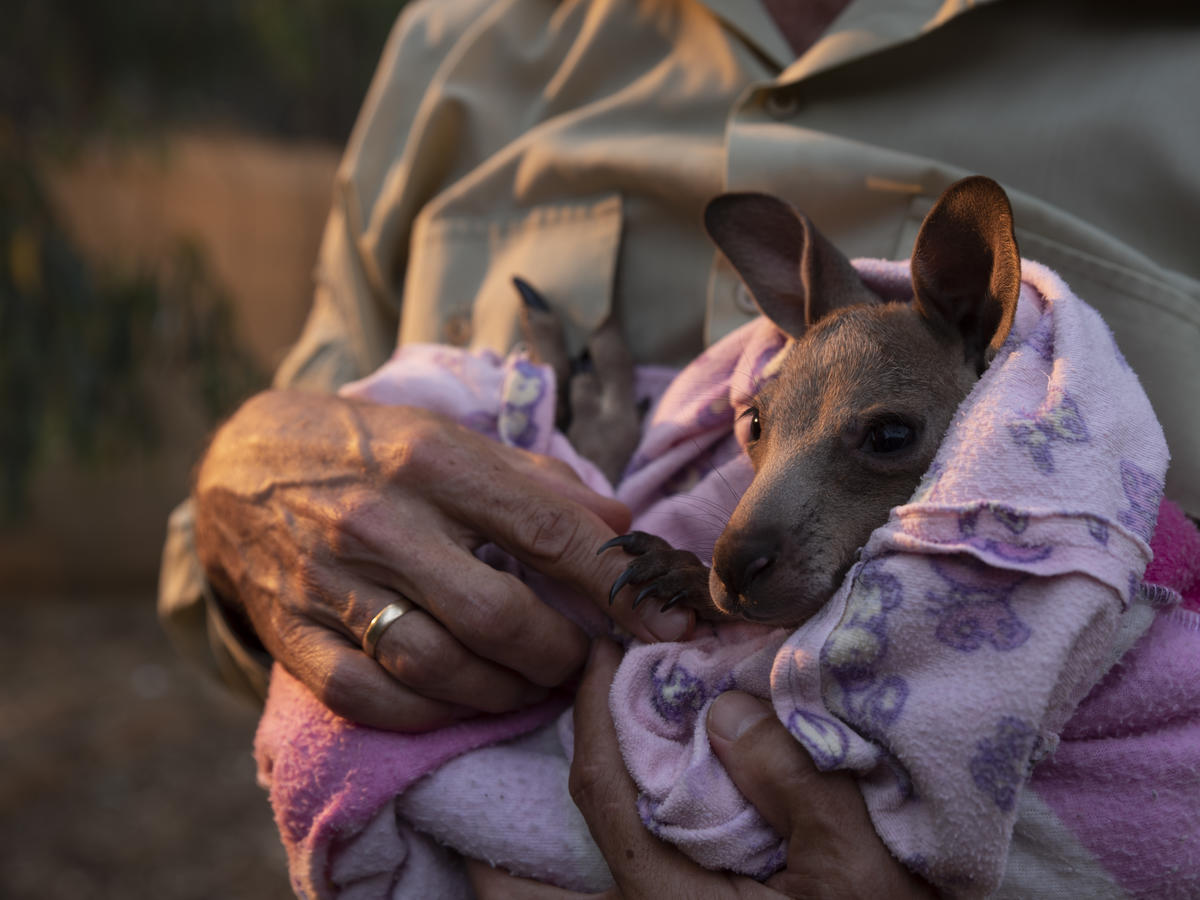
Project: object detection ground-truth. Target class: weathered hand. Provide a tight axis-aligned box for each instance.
[192,390,693,731]
[468,639,933,899]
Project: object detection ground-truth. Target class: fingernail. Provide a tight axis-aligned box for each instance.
[707,691,770,742]
[640,604,690,642]
[512,276,550,311]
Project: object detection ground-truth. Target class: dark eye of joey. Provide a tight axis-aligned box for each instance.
[748,408,762,442]
[861,421,916,454]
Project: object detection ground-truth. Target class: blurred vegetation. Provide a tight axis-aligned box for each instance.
[0,149,262,521]
[2,0,406,148]
[0,1,407,521]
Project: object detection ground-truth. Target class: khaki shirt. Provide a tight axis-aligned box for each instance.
[161,0,1200,695]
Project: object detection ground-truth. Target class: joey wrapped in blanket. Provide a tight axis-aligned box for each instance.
[255,259,1200,899]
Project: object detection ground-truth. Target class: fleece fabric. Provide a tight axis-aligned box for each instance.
[255,260,1199,899]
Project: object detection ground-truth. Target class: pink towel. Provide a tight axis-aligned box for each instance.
[254,260,1199,899]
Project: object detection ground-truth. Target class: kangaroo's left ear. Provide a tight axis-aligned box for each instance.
[704,192,879,340]
[911,176,1020,373]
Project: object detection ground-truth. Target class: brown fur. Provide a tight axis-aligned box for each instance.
[710,303,977,624]
[703,176,1019,625]
[533,177,1021,629]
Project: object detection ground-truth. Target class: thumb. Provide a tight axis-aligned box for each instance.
[705,691,820,839]
[706,691,935,899]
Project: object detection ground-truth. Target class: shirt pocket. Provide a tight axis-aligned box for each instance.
[399,195,623,359]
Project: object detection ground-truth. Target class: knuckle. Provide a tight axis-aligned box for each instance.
[313,659,367,715]
[390,635,451,692]
[293,554,330,600]
[513,503,583,568]
[389,414,464,481]
[531,453,579,484]
[454,583,529,652]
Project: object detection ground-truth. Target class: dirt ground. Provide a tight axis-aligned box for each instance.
[0,591,293,899]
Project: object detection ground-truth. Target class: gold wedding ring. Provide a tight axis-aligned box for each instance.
[362,597,414,659]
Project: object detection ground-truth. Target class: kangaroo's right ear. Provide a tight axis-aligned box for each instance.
[911,176,1021,373]
[704,193,878,340]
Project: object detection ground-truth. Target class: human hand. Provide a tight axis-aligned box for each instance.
[192,391,693,730]
[467,639,933,899]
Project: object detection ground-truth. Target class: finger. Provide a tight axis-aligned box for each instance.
[396,410,631,534]
[442,471,692,644]
[507,444,632,534]
[466,858,593,900]
[369,598,552,712]
[320,488,596,691]
[569,640,705,889]
[706,692,815,838]
[380,535,593,688]
[274,621,476,732]
[706,692,933,898]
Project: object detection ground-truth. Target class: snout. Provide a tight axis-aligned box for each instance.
[711,527,778,608]
[710,509,847,627]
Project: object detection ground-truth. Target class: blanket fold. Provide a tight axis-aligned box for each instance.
[255,259,1199,899]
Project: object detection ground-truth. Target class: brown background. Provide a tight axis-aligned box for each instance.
[2,3,403,896]
[2,134,336,900]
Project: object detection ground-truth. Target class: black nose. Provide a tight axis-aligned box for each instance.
[712,529,778,598]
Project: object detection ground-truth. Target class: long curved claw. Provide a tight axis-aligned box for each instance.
[609,567,636,606]
[661,590,690,613]
[597,534,636,556]
[632,584,658,610]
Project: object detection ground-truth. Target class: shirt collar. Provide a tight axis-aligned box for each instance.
[699,0,1003,80]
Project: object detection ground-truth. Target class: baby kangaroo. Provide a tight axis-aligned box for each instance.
[603,176,1021,627]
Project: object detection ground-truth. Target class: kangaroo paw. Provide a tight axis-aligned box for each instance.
[599,531,723,620]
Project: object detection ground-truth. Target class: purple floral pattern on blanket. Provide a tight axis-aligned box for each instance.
[963,537,1054,564]
[1118,459,1163,542]
[821,562,909,734]
[1086,517,1110,546]
[498,359,547,449]
[459,410,500,439]
[956,504,1054,562]
[1007,387,1089,474]
[786,710,849,769]
[926,556,1031,653]
[651,663,709,726]
[969,717,1038,812]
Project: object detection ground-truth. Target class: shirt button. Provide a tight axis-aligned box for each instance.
[735,283,759,314]
[764,89,801,120]
[443,313,472,346]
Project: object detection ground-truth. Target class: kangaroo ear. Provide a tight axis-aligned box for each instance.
[704,192,879,340]
[911,176,1020,373]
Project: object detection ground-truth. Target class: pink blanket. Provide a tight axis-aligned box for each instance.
[255,260,1200,899]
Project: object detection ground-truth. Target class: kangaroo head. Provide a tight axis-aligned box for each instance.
[702,176,1020,625]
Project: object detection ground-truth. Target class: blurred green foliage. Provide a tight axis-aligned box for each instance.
[2,0,407,146]
[1,1,408,520]
[0,148,261,521]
